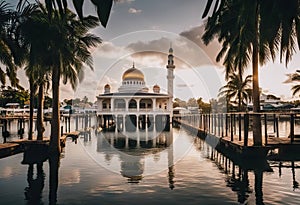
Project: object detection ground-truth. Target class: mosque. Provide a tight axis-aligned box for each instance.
[96,47,175,132]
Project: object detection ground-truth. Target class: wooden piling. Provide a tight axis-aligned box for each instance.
[243,114,249,146]
[290,114,295,143]
[264,114,268,145]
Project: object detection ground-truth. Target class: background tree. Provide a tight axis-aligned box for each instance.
[218,73,252,112]
[288,70,300,97]
[197,97,211,113]
[0,86,29,107]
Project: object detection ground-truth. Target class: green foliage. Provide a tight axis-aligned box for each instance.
[18,0,114,28]
[289,70,300,97]
[218,73,252,111]
[197,98,211,113]
[0,86,29,107]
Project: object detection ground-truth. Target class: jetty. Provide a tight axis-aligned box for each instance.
[0,131,80,159]
[174,112,300,160]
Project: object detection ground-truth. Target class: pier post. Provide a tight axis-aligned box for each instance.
[225,114,228,137]
[208,114,211,134]
[238,114,241,141]
[273,114,276,133]
[264,114,268,145]
[61,126,63,136]
[230,114,234,141]
[214,114,217,134]
[221,113,224,137]
[275,115,279,138]
[290,114,295,143]
[75,115,78,131]
[233,114,236,135]
[65,117,67,133]
[218,114,221,136]
[243,114,249,146]
[68,116,71,132]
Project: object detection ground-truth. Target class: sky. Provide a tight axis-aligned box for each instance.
[13,0,300,102]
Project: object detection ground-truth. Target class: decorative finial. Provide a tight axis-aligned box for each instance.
[132,61,135,68]
[169,42,173,53]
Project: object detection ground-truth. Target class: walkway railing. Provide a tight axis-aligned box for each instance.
[174,112,300,146]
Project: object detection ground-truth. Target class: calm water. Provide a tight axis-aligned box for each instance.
[0,117,300,204]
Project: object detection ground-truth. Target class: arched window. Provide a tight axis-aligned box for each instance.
[129,99,137,109]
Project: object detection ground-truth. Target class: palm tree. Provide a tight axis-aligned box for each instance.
[17,4,101,150]
[16,3,49,140]
[0,1,21,87]
[288,70,300,97]
[202,0,300,146]
[43,8,101,154]
[218,73,252,112]
[17,0,113,27]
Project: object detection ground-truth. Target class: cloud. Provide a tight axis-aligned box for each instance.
[128,7,142,14]
[95,41,128,58]
[116,0,135,4]
[180,25,222,67]
[126,36,216,69]
[176,83,194,88]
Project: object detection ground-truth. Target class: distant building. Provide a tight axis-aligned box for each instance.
[248,93,294,111]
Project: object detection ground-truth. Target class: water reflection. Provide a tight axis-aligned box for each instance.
[193,137,271,204]
[24,162,45,204]
[97,130,175,186]
[20,144,61,205]
[48,153,60,205]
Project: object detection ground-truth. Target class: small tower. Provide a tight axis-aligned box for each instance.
[166,46,175,98]
[166,45,175,122]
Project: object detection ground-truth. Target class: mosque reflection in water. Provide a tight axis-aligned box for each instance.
[95,129,175,188]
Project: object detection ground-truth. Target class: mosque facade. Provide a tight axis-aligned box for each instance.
[96,47,175,132]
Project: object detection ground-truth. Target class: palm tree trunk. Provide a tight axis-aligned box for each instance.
[252,1,262,146]
[28,78,34,140]
[49,63,61,154]
[37,84,45,140]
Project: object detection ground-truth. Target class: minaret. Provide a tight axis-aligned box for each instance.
[166,45,175,122]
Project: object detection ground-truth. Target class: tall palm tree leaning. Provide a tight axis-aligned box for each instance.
[218,73,252,112]
[202,0,300,146]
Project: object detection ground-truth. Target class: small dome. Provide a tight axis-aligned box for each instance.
[122,67,144,81]
[169,47,173,53]
[104,84,111,94]
[153,84,160,93]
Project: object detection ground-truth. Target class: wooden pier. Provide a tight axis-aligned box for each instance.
[0,131,80,159]
[174,112,300,159]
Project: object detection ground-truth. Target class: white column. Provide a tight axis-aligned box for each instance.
[136,114,139,131]
[111,98,114,112]
[123,115,126,132]
[115,115,118,133]
[125,99,129,112]
[98,99,103,111]
[136,99,140,112]
[153,98,156,111]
